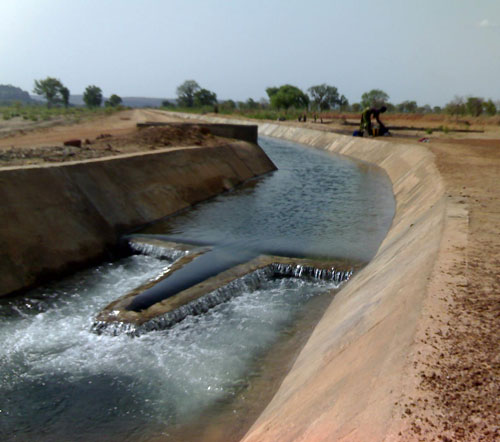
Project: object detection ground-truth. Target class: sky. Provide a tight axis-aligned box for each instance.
[1,0,499,106]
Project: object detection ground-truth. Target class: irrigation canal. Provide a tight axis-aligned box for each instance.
[0,136,394,441]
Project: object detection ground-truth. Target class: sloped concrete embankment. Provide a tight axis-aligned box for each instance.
[167,112,446,441]
[241,125,445,441]
[0,140,275,297]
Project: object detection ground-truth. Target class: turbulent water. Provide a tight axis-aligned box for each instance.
[0,255,339,441]
[0,136,395,441]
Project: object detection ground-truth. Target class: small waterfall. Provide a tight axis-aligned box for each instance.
[270,263,353,283]
[128,240,188,261]
[92,263,352,337]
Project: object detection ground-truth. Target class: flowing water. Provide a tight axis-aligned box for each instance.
[128,136,394,311]
[0,136,395,441]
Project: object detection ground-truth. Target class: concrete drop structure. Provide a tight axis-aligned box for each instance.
[0,115,457,440]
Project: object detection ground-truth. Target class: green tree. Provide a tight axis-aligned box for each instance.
[483,99,497,116]
[465,97,483,117]
[60,86,70,108]
[245,98,259,110]
[416,104,432,114]
[33,77,68,108]
[307,84,340,110]
[265,87,279,100]
[176,80,201,107]
[267,84,309,110]
[162,100,175,107]
[193,88,217,106]
[397,100,417,113]
[351,103,361,113]
[360,89,389,108]
[83,85,103,108]
[219,100,236,112]
[433,106,442,114]
[105,94,122,107]
[338,94,349,111]
[445,96,466,116]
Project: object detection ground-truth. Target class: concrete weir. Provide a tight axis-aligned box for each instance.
[0,126,275,297]
[169,112,446,441]
[93,235,355,336]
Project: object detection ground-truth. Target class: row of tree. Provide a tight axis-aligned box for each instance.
[29,77,500,117]
[171,82,394,112]
[171,80,500,116]
[32,77,122,109]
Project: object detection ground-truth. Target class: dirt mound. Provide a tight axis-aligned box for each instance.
[0,125,224,167]
[96,125,218,150]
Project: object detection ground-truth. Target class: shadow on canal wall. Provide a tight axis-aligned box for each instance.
[0,130,275,297]
[167,112,446,441]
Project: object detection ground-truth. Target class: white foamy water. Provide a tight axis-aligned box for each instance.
[0,253,336,442]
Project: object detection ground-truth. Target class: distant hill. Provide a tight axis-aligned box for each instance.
[120,96,174,108]
[0,85,34,104]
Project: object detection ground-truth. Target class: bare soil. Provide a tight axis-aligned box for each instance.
[0,110,224,167]
[389,136,500,441]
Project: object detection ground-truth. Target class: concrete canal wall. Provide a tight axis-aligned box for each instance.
[243,124,445,441]
[0,138,275,297]
[171,112,447,441]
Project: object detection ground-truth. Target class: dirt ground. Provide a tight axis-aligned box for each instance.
[1,109,498,440]
[387,136,500,441]
[0,109,224,167]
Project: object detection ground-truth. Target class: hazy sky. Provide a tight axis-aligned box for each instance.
[1,0,499,106]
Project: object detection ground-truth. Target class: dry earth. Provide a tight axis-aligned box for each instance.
[387,136,500,441]
[1,109,498,440]
[0,109,222,166]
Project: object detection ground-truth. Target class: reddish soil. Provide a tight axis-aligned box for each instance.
[381,135,500,441]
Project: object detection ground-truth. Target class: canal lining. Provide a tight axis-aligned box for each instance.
[153,111,446,441]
